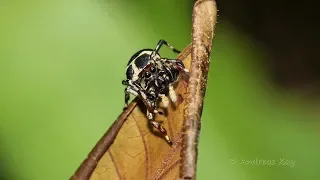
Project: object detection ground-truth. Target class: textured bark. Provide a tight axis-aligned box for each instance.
[180,0,217,179]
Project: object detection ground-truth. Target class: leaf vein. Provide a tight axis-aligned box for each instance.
[132,112,150,180]
[108,150,122,179]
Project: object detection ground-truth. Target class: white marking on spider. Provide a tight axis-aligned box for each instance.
[168,85,177,103]
[127,87,138,96]
[131,63,140,81]
[159,94,169,108]
[146,110,153,120]
[140,91,147,100]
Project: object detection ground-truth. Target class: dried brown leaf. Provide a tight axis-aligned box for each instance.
[71,45,192,180]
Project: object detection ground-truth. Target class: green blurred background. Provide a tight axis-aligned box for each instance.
[1,0,319,179]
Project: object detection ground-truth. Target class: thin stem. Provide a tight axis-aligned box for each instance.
[179,0,218,179]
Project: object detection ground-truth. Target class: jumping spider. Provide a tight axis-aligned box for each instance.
[122,40,189,145]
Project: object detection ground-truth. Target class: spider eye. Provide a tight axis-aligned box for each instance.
[150,66,156,73]
[148,94,155,101]
[145,71,151,78]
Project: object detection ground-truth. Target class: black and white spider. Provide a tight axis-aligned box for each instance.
[122,39,189,145]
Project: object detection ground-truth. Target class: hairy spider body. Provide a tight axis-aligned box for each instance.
[122,40,189,145]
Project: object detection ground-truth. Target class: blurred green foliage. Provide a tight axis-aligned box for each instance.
[1,0,320,180]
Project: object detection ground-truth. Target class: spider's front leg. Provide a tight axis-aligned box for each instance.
[126,80,163,115]
[154,39,181,54]
[159,58,189,104]
[163,58,190,81]
[146,109,172,145]
[141,92,166,116]
[138,91,172,145]
[150,39,181,62]
[123,80,172,145]
[122,80,139,110]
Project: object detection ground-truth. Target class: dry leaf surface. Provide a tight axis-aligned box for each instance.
[71,45,192,180]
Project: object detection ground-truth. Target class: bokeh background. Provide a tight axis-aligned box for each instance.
[1,0,319,179]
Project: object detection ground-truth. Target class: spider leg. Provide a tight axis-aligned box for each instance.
[161,58,190,81]
[154,39,181,54]
[129,82,161,115]
[122,80,140,109]
[124,88,130,108]
[123,80,168,145]
[163,59,189,73]
[124,87,139,106]
[147,110,172,145]
[150,39,181,62]
[141,91,163,115]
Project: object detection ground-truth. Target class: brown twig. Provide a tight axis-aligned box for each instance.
[70,101,137,180]
[180,0,218,179]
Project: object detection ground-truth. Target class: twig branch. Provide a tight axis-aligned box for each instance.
[179,0,218,179]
